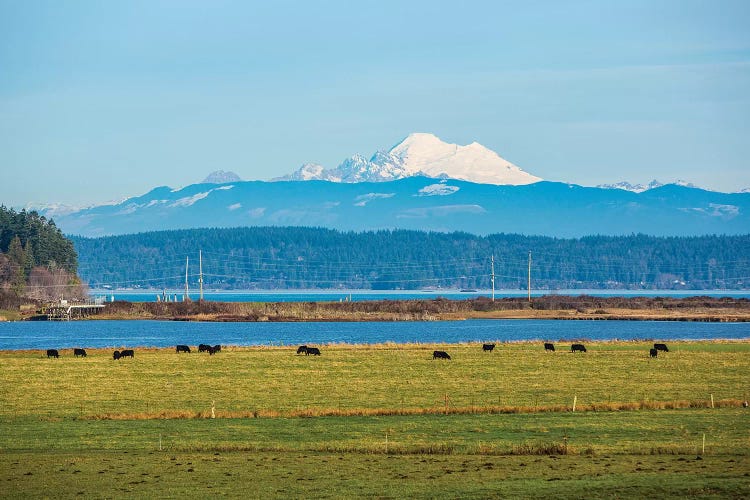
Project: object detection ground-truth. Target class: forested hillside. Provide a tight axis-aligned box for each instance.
[0,206,84,302]
[72,228,750,291]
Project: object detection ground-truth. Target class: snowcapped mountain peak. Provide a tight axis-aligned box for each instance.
[202,170,242,184]
[276,133,541,185]
[597,179,700,193]
[283,163,328,181]
[388,133,540,185]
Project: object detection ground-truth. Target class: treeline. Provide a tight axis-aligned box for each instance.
[71,227,750,290]
[0,206,84,302]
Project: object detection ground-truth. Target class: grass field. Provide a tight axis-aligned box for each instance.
[1,341,749,498]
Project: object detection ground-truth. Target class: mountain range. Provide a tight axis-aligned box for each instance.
[46,176,748,238]
[27,133,750,238]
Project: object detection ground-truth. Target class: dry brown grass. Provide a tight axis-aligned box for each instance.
[91,296,750,322]
[84,398,746,421]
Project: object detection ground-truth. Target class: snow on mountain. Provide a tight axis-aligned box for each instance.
[25,202,85,217]
[276,133,541,185]
[202,170,242,184]
[416,182,460,196]
[389,133,540,185]
[26,197,126,218]
[282,163,330,181]
[596,180,661,193]
[597,179,699,193]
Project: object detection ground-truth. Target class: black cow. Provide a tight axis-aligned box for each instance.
[654,343,669,353]
[296,345,308,355]
[46,349,59,359]
[73,348,87,357]
[306,347,321,356]
[482,344,495,352]
[212,345,221,353]
[207,345,219,355]
[198,344,211,353]
[120,349,134,359]
[433,350,451,360]
[649,348,658,358]
[176,345,191,353]
[571,344,587,353]
[544,343,555,352]
[113,350,121,360]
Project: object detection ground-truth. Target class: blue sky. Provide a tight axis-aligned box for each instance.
[1,0,749,208]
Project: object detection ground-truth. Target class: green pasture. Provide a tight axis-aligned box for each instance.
[1,341,748,418]
[1,341,749,498]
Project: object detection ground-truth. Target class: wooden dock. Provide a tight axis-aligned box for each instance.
[42,301,106,320]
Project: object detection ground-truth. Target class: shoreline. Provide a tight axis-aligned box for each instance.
[4,338,750,353]
[6,295,750,323]
[87,310,750,322]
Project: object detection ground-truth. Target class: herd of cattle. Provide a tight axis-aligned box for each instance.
[45,342,670,360]
[176,344,222,355]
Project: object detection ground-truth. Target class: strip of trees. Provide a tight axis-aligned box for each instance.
[0,206,85,303]
[72,227,750,291]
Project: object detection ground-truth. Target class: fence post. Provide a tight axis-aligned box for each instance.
[710,394,714,409]
[572,395,577,412]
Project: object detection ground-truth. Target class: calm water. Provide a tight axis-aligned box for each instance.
[0,319,748,350]
[92,289,750,303]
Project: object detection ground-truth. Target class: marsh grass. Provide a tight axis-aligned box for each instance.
[97,296,750,322]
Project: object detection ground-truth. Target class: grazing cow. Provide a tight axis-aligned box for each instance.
[433,350,451,360]
[482,344,495,352]
[571,344,587,353]
[198,344,211,353]
[113,350,121,360]
[654,343,669,353]
[176,345,191,353]
[212,345,221,353]
[207,345,219,355]
[544,343,555,352]
[306,347,321,356]
[296,345,308,355]
[46,349,59,359]
[120,349,134,359]
[649,348,658,358]
[73,348,87,358]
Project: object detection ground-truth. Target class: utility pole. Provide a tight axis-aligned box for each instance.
[527,251,532,303]
[491,255,495,302]
[184,256,189,301]
[199,250,204,301]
